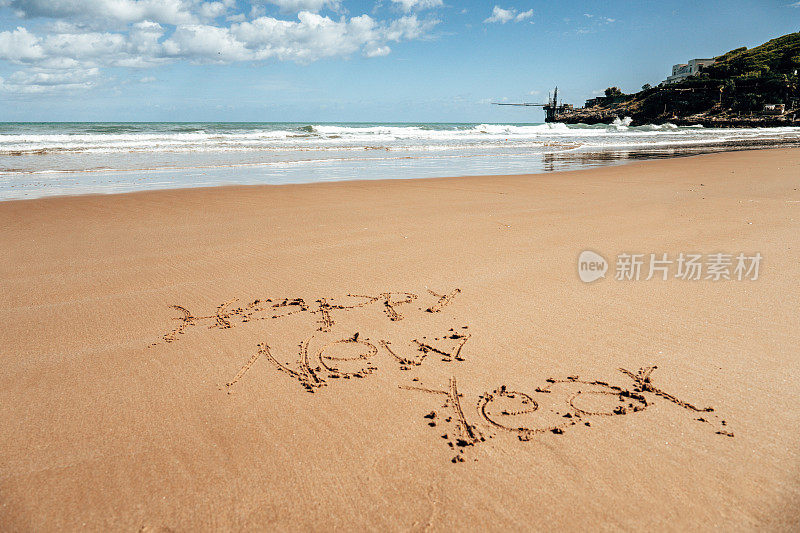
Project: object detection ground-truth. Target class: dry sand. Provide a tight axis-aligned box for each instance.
[1,148,799,531]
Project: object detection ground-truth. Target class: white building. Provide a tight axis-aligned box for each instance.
[663,58,715,84]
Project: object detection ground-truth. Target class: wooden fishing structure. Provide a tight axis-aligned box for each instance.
[492,87,573,122]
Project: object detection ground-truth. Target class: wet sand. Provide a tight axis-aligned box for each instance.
[1,148,799,531]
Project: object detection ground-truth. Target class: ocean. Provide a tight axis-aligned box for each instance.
[2,120,800,200]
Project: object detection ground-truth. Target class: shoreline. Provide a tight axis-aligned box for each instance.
[1,143,798,204]
[2,147,799,530]
[4,122,800,202]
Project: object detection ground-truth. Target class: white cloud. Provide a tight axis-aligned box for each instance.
[11,67,99,85]
[364,45,391,57]
[140,75,156,82]
[264,0,340,13]
[198,1,231,19]
[515,9,533,22]
[573,13,616,34]
[390,0,443,12]
[0,67,99,92]
[384,14,435,40]
[485,6,513,23]
[7,0,239,27]
[0,27,43,61]
[7,0,214,25]
[164,23,250,61]
[581,13,616,24]
[1,28,169,69]
[0,2,439,93]
[484,6,533,24]
[161,12,437,63]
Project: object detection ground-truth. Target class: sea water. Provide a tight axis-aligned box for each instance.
[2,120,800,200]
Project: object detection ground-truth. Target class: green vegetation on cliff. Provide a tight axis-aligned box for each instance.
[705,32,800,79]
[567,32,800,125]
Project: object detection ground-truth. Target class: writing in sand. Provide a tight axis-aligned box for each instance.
[154,288,733,463]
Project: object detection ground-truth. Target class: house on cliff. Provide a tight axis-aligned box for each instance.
[662,58,716,85]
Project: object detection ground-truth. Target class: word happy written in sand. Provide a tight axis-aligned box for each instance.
[154,288,732,463]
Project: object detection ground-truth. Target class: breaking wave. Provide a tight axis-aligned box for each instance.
[3,121,800,200]
[2,120,800,156]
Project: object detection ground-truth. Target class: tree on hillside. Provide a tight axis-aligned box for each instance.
[605,86,623,97]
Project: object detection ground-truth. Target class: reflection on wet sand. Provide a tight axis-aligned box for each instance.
[540,138,800,172]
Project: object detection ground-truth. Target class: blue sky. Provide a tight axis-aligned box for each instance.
[0,0,798,122]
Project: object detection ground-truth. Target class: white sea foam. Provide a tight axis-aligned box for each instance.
[3,121,800,156]
[3,121,800,200]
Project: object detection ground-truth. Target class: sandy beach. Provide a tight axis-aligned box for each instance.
[1,148,799,531]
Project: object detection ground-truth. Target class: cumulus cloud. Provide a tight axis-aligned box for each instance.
[7,0,230,25]
[0,24,171,68]
[164,23,249,61]
[484,6,533,24]
[264,0,340,13]
[158,13,435,63]
[0,2,439,92]
[390,0,443,12]
[364,45,390,57]
[0,27,43,61]
[515,9,533,22]
[0,67,100,93]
